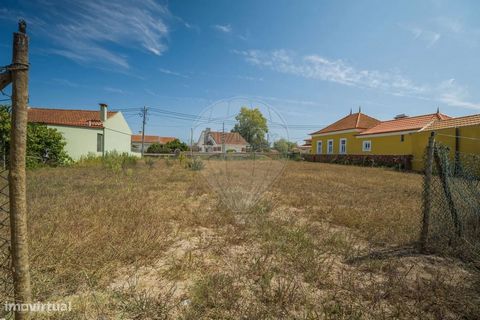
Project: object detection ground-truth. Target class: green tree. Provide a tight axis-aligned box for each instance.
[165,139,188,151]
[146,142,170,154]
[27,124,71,167]
[0,105,11,162]
[0,105,71,167]
[231,107,269,151]
[273,138,297,154]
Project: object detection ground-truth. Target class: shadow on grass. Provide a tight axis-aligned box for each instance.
[345,244,422,264]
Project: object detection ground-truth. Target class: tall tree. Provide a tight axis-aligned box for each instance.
[273,138,297,154]
[231,107,268,151]
[0,105,70,167]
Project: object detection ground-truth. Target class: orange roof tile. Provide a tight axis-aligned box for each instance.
[422,114,480,131]
[358,113,451,136]
[28,107,117,128]
[131,135,177,144]
[310,112,380,135]
[209,131,248,145]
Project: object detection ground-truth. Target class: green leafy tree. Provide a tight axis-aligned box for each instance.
[273,138,297,154]
[146,142,171,154]
[0,105,71,167]
[231,107,269,151]
[165,139,188,151]
[0,105,11,161]
[27,124,71,167]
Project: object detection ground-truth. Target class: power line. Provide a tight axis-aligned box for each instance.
[436,133,480,142]
[113,106,327,128]
[104,127,132,136]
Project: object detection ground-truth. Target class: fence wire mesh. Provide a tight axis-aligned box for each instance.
[424,142,480,263]
[0,166,13,316]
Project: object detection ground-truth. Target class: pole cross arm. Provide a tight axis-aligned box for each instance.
[0,72,11,91]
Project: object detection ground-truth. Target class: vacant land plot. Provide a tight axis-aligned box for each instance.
[4,160,480,319]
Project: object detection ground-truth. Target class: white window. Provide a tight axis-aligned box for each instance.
[327,139,334,154]
[316,141,322,154]
[339,138,347,154]
[362,140,372,152]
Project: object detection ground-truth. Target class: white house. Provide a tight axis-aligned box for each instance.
[197,128,248,152]
[28,104,133,160]
[131,135,176,153]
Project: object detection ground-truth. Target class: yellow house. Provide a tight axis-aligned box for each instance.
[309,110,480,171]
[412,114,480,171]
[310,111,381,156]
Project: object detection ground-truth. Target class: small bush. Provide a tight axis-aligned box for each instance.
[77,151,137,173]
[187,157,204,171]
[178,153,187,166]
[144,157,155,169]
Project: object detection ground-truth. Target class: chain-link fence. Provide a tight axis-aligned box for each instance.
[0,166,12,318]
[421,138,480,263]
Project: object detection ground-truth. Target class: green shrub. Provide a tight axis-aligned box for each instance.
[165,139,188,151]
[178,153,187,166]
[147,143,171,154]
[188,157,204,171]
[1,106,71,168]
[145,157,155,169]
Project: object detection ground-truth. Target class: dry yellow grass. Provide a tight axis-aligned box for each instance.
[1,159,479,319]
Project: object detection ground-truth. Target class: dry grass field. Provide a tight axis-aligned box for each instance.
[3,159,480,319]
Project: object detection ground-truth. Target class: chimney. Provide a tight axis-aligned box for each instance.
[99,103,108,122]
[394,113,408,119]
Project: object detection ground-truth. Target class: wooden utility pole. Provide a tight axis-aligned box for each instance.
[190,127,193,157]
[420,132,435,253]
[9,20,32,319]
[222,121,225,157]
[140,106,147,157]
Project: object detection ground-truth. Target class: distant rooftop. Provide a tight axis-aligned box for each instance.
[131,135,177,144]
[28,107,117,128]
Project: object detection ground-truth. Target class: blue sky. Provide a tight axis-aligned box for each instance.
[1,0,480,143]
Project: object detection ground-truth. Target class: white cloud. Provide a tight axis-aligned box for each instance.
[213,24,232,33]
[1,0,170,68]
[235,75,264,82]
[236,49,480,110]
[437,79,480,110]
[104,86,125,94]
[402,25,441,47]
[235,49,427,95]
[158,68,190,78]
[51,78,80,88]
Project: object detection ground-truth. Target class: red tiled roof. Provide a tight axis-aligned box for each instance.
[28,107,117,128]
[422,114,480,131]
[131,135,177,144]
[310,112,380,135]
[209,131,248,145]
[358,113,451,136]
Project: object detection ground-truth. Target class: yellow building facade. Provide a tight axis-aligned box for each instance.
[310,112,480,171]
